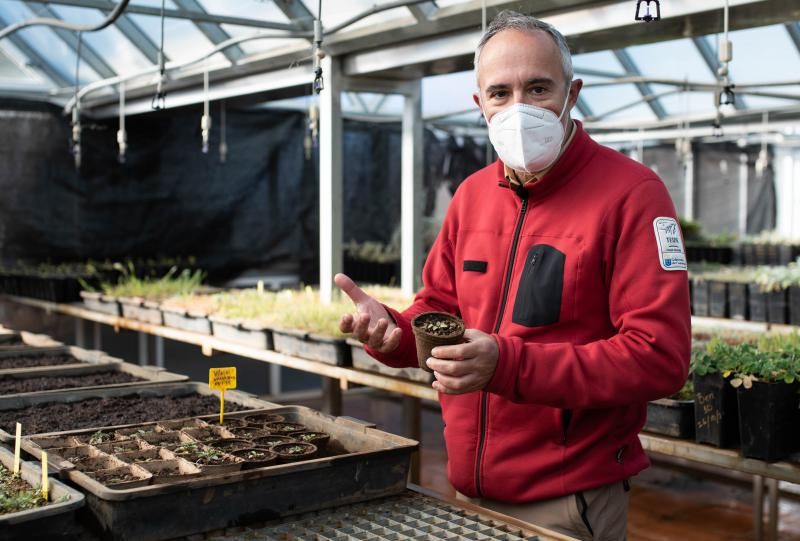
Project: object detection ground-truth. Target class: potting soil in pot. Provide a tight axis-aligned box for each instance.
[0,353,77,369]
[0,372,144,394]
[0,395,245,434]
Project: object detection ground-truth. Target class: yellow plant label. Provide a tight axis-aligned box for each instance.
[41,451,49,501]
[13,423,21,476]
[209,367,237,390]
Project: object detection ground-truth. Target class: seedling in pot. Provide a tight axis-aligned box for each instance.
[293,432,330,451]
[243,413,285,427]
[272,442,318,463]
[230,448,277,470]
[411,312,465,373]
[252,435,295,448]
[264,422,306,434]
[0,464,48,514]
[207,439,253,453]
[84,430,117,446]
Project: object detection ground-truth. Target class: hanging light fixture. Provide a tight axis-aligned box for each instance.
[714,0,735,117]
[117,80,127,163]
[201,68,211,153]
[634,0,660,22]
[755,112,770,178]
[219,100,227,164]
[71,32,83,170]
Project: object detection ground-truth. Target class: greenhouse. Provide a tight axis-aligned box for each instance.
[1,1,800,540]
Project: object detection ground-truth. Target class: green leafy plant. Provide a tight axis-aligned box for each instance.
[754,258,800,292]
[0,464,47,514]
[87,262,205,301]
[690,336,800,388]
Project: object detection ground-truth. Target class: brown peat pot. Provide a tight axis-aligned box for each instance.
[411,312,465,373]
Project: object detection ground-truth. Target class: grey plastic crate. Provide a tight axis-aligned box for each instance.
[80,291,121,317]
[0,445,84,540]
[23,406,417,541]
[272,327,351,367]
[0,360,188,399]
[119,298,163,325]
[210,316,274,349]
[349,339,432,384]
[162,307,212,335]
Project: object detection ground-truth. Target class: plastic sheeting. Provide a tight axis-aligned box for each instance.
[0,99,489,282]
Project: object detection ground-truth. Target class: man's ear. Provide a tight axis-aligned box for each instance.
[472,92,482,110]
[568,79,584,110]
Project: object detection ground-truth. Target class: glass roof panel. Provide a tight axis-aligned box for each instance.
[625,37,716,83]
[128,14,223,65]
[198,0,290,22]
[0,1,101,85]
[579,83,657,122]
[649,84,715,117]
[131,0,178,7]
[49,5,153,76]
[723,24,800,86]
[422,71,479,119]
[307,0,414,34]
[571,50,625,77]
[0,46,33,81]
[217,24,307,56]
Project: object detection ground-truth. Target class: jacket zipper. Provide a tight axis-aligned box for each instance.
[474,185,529,497]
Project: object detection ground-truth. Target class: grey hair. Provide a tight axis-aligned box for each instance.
[474,11,573,88]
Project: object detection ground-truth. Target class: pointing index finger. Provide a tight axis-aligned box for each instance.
[334,273,370,306]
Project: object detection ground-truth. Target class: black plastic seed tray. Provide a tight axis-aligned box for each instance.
[198,490,572,541]
[0,445,85,540]
[0,346,119,377]
[0,359,188,399]
[0,382,274,442]
[22,406,417,541]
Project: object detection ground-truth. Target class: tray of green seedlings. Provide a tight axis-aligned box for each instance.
[0,345,120,377]
[0,445,84,540]
[0,382,275,443]
[208,289,276,349]
[0,358,188,399]
[20,406,418,541]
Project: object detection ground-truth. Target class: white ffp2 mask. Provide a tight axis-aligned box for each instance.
[487,95,570,174]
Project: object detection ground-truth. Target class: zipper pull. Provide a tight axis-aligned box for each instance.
[527,253,538,276]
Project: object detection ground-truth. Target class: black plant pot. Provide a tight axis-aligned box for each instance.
[728,282,749,320]
[645,398,695,439]
[693,373,740,448]
[747,283,768,322]
[737,380,799,462]
[708,281,728,318]
[692,279,710,317]
[767,289,788,325]
[789,286,800,326]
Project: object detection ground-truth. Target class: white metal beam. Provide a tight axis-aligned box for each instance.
[319,55,343,304]
[738,153,748,237]
[401,80,424,297]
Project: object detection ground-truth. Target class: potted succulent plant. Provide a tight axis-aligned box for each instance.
[690,339,741,448]
[728,336,800,462]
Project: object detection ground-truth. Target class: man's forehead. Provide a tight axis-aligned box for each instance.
[476,28,562,87]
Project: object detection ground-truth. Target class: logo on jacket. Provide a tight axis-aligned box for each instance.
[653,217,687,271]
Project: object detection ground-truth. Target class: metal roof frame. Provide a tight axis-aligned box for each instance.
[22,2,117,80]
[0,12,70,88]
[172,0,244,63]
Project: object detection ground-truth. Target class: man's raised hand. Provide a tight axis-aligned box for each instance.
[335,273,402,354]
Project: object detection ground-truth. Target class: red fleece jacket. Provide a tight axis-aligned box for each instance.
[367,121,691,502]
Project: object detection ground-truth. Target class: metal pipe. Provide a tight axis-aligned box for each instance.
[322,0,438,36]
[0,0,130,40]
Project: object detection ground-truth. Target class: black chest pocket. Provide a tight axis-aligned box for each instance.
[512,244,565,327]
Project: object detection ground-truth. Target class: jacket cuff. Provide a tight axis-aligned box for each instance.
[484,334,519,398]
[363,305,417,368]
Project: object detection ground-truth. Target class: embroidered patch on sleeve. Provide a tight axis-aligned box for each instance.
[653,217,688,271]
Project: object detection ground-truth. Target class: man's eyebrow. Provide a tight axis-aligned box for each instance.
[484,78,556,94]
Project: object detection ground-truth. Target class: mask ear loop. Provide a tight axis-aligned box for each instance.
[556,82,573,121]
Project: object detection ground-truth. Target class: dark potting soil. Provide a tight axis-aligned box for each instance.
[413,314,463,336]
[0,371,144,394]
[0,353,77,369]
[0,394,244,434]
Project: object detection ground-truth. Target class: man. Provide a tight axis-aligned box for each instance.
[336,11,690,540]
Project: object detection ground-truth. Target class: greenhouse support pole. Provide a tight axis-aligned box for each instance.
[74,318,85,348]
[684,153,695,220]
[401,80,423,297]
[138,332,148,366]
[92,322,102,350]
[738,153,748,238]
[319,55,343,305]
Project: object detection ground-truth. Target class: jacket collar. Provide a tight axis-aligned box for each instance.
[495,120,598,199]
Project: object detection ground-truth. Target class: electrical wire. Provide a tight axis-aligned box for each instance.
[0,0,130,40]
[151,0,167,110]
